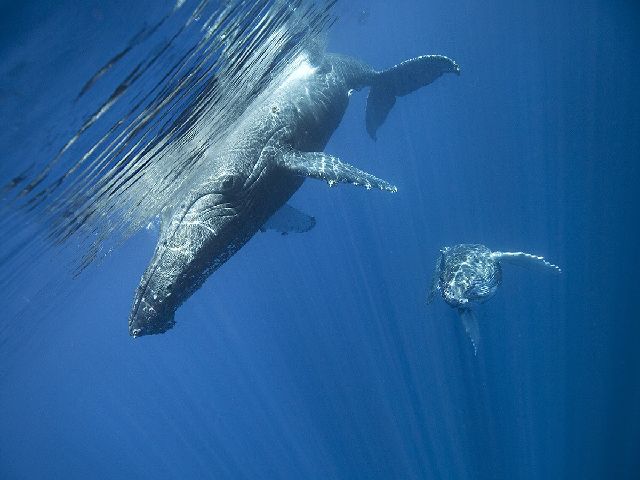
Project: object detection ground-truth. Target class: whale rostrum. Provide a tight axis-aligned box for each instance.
[129,51,460,337]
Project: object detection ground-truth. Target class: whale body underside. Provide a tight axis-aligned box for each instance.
[129,50,460,337]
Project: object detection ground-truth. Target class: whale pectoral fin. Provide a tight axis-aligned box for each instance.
[278,149,397,193]
[262,204,316,235]
[427,251,444,304]
[459,308,480,356]
[492,251,562,274]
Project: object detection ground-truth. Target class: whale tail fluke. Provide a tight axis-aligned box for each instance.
[458,308,480,355]
[366,55,460,140]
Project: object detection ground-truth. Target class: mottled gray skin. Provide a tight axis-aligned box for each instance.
[429,244,502,310]
[130,51,459,337]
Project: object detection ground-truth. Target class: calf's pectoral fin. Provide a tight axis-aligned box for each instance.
[426,251,444,304]
[277,149,397,193]
[491,251,562,274]
[261,204,316,235]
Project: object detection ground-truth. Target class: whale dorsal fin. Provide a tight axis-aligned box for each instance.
[277,148,397,193]
[491,251,562,274]
[261,204,316,235]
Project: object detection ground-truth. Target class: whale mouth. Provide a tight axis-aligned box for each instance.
[130,323,174,338]
[129,315,176,338]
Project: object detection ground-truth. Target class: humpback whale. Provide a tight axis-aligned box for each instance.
[129,51,460,337]
[427,244,562,353]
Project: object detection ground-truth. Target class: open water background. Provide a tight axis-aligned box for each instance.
[1,1,638,478]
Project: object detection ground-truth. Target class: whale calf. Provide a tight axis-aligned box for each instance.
[427,244,561,353]
[129,50,460,337]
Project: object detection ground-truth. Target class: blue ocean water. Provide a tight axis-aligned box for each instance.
[1,1,638,479]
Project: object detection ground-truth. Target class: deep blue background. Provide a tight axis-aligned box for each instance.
[1,0,639,478]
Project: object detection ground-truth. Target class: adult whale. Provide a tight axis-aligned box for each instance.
[129,50,459,337]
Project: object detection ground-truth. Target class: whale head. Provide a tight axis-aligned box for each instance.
[128,165,273,337]
[439,244,502,309]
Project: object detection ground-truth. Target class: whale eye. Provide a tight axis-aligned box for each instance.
[218,175,237,192]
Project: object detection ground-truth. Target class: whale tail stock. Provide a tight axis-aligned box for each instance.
[365,55,460,140]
